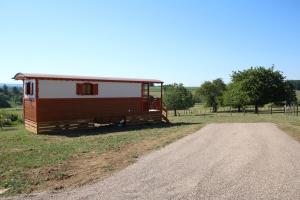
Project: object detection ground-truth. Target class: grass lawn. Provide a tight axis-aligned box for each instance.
[1,108,300,196]
[0,114,203,196]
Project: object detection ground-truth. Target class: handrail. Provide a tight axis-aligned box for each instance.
[149,97,161,110]
[162,107,168,119]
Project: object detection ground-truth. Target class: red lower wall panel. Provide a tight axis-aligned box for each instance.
[37,98,144,122]
[24,99,37,121]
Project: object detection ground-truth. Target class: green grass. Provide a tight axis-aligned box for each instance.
[0,107,300,196]
[0,110,203,195]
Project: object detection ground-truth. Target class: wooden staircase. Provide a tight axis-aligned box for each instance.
[125,108,169,125]
[162,107,170,123]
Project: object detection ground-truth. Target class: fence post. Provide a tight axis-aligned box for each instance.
[271,105,272,115]
[293,105,295,116]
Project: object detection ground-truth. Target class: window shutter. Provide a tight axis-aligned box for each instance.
[93,84,98,95]
[76,83,83,95]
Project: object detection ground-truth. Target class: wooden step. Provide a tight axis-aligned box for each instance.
[162,115,170,123]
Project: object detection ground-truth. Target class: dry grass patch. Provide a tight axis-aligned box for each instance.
[277,123,300,142]
[33,123,200,192]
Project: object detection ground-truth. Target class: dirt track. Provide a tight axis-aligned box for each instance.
[6,123,300,200]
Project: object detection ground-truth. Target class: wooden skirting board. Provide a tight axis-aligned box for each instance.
[24,111,167,134]
[25,119,95,134]
[25,119,38,134]
[126,112,163,125]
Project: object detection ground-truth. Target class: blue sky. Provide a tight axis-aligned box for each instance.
[0,0,299,86]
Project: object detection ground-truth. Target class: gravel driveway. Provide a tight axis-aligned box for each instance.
[6,123,300,200]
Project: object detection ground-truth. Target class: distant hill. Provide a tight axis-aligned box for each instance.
[0,83,22,88]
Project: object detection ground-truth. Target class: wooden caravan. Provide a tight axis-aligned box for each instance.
[14,73,169,134]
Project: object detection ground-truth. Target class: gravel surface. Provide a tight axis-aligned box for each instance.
[5,123,300,200]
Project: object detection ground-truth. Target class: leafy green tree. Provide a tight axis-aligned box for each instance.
[163,83,194,116]
[0,85,23,106]
[12,86,20,95]
[3,84,8,95]
[0,93,11,108]
[288,80,300,90]
[195,78,226,112]
[284,81,297,105]
[193,89,203,103]
[223,82,250,112]
[231,66,294,113]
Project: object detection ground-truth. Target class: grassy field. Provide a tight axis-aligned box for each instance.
[0,109,203,196]
[0,107,300,196]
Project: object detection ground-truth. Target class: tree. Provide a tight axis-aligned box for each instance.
[195,78,226,112]
[230,66,294,113]
[288,80,300,90]
[0,93,11,108]
[0,85,23,106]
[163,83,194,116]
[193,89,203,103]
[3,84,8,95]
[284,81,297,106]
[223,82,250,112]
[12,86,20,95]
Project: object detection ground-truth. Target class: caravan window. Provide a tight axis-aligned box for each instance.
[25,82,33,95]
[142,83,149,97]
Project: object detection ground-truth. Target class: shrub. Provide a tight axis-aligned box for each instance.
[7,114,18,122]
[0,114,5,128]
[0,98,11,108]
[0,112,19,127]
[3,118,12,126]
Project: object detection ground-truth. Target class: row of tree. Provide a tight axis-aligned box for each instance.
[164,67,298,115]
[289,80,300,90]
[0,85,23,108]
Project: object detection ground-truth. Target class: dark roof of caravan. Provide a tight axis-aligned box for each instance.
[13,73,163,83]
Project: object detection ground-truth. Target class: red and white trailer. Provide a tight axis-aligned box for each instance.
[13,73,168,134]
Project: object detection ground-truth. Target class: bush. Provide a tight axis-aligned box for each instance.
[0,98,11,108]
[0,114,5,128]
[0,112,19,128]
[7,114,18,122]
[3,118,12,126]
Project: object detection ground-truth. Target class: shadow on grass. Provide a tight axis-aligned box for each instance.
[43,122,201,137]
[194,113,214,116]
[216,110,287,115]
